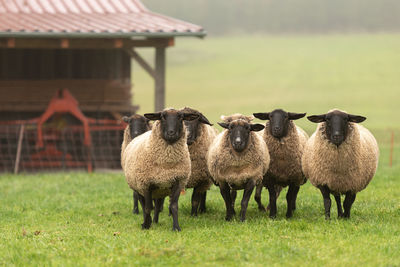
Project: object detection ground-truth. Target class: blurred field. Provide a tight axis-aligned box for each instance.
[1,34,400,266]
[134,33,400,168]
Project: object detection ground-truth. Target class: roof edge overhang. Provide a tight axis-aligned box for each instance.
[0,31,206,39]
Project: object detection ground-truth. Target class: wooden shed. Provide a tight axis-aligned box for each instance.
[0,0,205,173]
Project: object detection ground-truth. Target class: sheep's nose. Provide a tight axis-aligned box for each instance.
[332,134,342,142]
[167,130,175,136]
[233,137,242,145]
[274,126,281,132]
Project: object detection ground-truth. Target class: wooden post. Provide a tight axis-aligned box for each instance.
[14,124,25,174]
[155,47,166,112]
[390,131,394,167]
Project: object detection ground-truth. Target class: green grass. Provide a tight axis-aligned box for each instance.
[1,34,400,266]
[1,168,399,266]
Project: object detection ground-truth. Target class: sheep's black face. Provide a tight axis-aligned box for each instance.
[308,110,366,147]
[122,115,150,139]
[144,110,199,145]
[218,120,264,153]
[253,109,306,139]
[183,110,212,146]
[184,119,200,145]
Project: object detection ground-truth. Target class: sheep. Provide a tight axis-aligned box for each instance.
[121,114,166,215]
[253,109,308,218]
[122,108,199,231]
[180,107,219,216]
[302,109,379,219]
[207,114,270,221]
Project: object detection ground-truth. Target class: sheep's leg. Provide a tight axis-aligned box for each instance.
[191,187,201,216]
[343,192,356,219]
[333,194,344,218]
[286,184,299,218]
[290,185,299,211]
[219,182,234,221]
[266,182,278,219]
[240,179,256,222]
[199,191,207,214]
[153,198,163,223]
[170,180,182,231]
[254,184,266,212]
[133,191,139,214]
[266,185,282,211]
[230,190,237,215]
[319,185,331,220]
[141,190,153,229]
[159,197,165,212]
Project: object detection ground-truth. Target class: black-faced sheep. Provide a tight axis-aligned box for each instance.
[180,107,219,216]
[253,109,308,218]
[122,108,198,231]
[302,109,379,219]
[121,115,166,215]
[207,114,270,221]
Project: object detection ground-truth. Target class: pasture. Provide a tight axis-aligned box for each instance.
[1,34,400,266]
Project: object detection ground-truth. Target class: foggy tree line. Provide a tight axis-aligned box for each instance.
[144,0,400,34]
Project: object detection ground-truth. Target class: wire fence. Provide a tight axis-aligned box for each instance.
[0,123,124,173]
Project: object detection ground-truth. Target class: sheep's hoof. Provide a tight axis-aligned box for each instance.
[286,212,293,219]
[141,223,151,230]
[199,207,206,214]
[190,209,198,217]
[225,215,233,221]
[269,214,276,219]
[324,216,331,221]
[132,209,139,215]
[172,226,181,232]
[258,205,267,213]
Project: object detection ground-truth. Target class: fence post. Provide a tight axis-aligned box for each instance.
[14,124,25,174]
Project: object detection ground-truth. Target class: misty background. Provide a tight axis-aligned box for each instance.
[143,0,400,34]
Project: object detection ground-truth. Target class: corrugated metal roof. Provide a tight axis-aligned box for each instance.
[0,0,205,37]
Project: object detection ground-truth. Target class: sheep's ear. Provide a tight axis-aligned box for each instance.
[253,112,270,120]
[307,114,326,123]
[288,112,306,120]
[122,116,130,123]
[250,123,265,132]
[348,114,366,123]
[183,113,199,121]
[199,114,213,126]
[144,112,162,121]
[218,122,229,129]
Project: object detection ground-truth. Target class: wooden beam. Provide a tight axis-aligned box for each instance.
[7,38,15,48]
[125,49,155,79]
[0,38,174,49]
[60,39,69,48]
[155,46,166,112]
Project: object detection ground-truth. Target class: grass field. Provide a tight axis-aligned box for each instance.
[1,34,400,266]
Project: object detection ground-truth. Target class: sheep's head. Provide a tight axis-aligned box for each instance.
[144,109,199,145]
[253,109,306,139]
[122,114,151,139]
[180,107,212,145]
[307,109,366,147]
[218,119,264,153]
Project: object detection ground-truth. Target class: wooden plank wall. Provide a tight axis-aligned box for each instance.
[0,80,134,113]
[0,48,135,114]
[0,49,131,80]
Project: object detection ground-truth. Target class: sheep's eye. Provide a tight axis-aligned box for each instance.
[245,125,250,130]
[229,124,234,130]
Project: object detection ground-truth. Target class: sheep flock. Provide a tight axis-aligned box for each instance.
[121,108,379,231]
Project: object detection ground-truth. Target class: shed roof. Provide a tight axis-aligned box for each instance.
[0,0,205,38]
